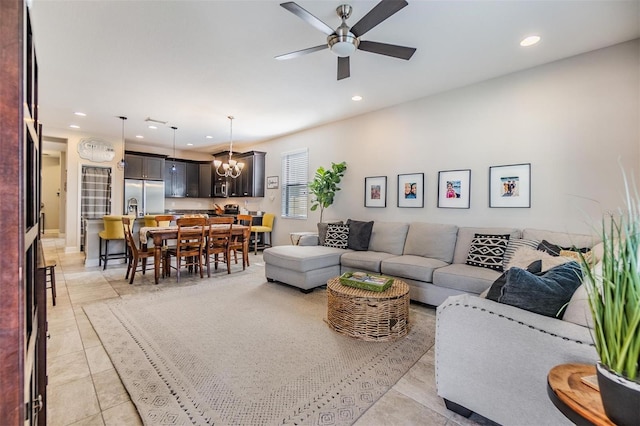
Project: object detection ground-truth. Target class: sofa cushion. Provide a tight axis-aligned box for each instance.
[381,255,449,283]
[368,222,410,255]
[433,263,502,294]
[452,227,521,264]
[346,219,374,251]
[324,224,349,249]
[262,245,345,272]
[465,233,510,271]
[403,222,458,263]
[340,250,397,273]
[317,221,343,246]
[497,261,583,318]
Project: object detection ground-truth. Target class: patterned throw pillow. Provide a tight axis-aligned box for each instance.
[324,224,350,249]
[502,238,540,268]
[466,233,510,271]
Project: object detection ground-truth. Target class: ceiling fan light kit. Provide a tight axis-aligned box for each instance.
[277,0,416,80]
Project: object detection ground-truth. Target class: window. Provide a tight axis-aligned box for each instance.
[281,148,308,219]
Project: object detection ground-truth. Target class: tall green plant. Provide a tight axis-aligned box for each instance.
[309,161,347,223]
[582,171,640,381]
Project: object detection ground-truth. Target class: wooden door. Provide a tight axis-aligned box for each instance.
[0,1,47,424]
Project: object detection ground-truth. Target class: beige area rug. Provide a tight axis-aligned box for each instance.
[85,275,435,425]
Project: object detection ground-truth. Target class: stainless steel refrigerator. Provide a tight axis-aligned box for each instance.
[124,179,165,217]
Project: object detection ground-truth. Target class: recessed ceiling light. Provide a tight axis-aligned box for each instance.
[187,143,193,146]
[206,135,213,139]
[520,35,541,47]
[69,124,80,129]
[352,95,363,101]
[74,111,86,117]
[135,135,144,139]
[148,125,157,129]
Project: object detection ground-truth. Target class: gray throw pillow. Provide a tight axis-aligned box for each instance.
[346,219,374,251]
[498,261,583,318]
[317,221,343,246]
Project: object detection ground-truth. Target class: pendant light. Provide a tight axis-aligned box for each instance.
[117,116,127,170]
[213,116,244,178]
[171,126,177,172]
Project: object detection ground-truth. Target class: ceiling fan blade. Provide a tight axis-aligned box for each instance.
[337,56,350,80]
[275,44,328,60]
[280,2,335,36]
[350,0,408,38]
[358,40,416,60]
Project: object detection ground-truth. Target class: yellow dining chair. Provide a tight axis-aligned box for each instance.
[251,213,275,255]
[98,215,130,269]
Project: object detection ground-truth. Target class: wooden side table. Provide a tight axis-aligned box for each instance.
[547,363,615,426]
[326,276,410,342]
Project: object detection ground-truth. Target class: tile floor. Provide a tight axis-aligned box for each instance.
[42,235,497,426]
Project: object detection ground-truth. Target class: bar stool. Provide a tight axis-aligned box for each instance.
[44,259,57,306]
[251,213,275,255]
[99,215,128,270]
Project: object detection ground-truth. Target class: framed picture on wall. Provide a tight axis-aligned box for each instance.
[438,169,471,209]
[397,173,424,208]
[489,163,531,208]
[364,176,387,208]
[266,176,279,189]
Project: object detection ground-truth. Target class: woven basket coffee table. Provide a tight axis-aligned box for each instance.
[326,276,410,342]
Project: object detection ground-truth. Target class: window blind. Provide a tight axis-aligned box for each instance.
[281,149,308,219]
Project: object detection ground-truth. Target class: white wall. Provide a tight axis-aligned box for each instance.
[48,39,639,252]
[247,40,640,246]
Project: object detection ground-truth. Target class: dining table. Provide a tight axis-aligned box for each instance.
[140,224,250,284]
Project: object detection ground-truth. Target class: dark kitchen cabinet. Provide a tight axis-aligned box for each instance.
[124,152,165,180]
[164,160,186,197]
[185,161,199,197]
[199,162,213,198]
[227,151,266,197]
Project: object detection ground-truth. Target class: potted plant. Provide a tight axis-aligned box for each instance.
[582,173,640,426]
[308,161,347,224]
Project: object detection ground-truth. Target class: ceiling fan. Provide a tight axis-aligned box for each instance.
[276,0,416,80]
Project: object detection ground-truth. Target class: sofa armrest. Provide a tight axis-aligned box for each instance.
[435,294,597,426]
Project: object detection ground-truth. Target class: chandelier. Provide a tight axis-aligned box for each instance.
[214,116,244,179]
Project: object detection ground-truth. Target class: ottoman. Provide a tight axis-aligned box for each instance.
[263,245,347,292]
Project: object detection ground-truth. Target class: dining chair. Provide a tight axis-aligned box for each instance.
[44,258,57,306]
[204,216,233,276]
[165,217,206,282]
[229,214,252,270]
[122,216,156,284]
[251,213,275,255]
[154,214,177,227]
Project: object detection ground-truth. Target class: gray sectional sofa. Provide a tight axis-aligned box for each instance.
[263,220,601,425]
[263,220,595,305]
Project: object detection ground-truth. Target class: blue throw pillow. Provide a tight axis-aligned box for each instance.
[498,261,583,318]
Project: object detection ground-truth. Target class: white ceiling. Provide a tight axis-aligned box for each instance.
[30,0,640,154]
